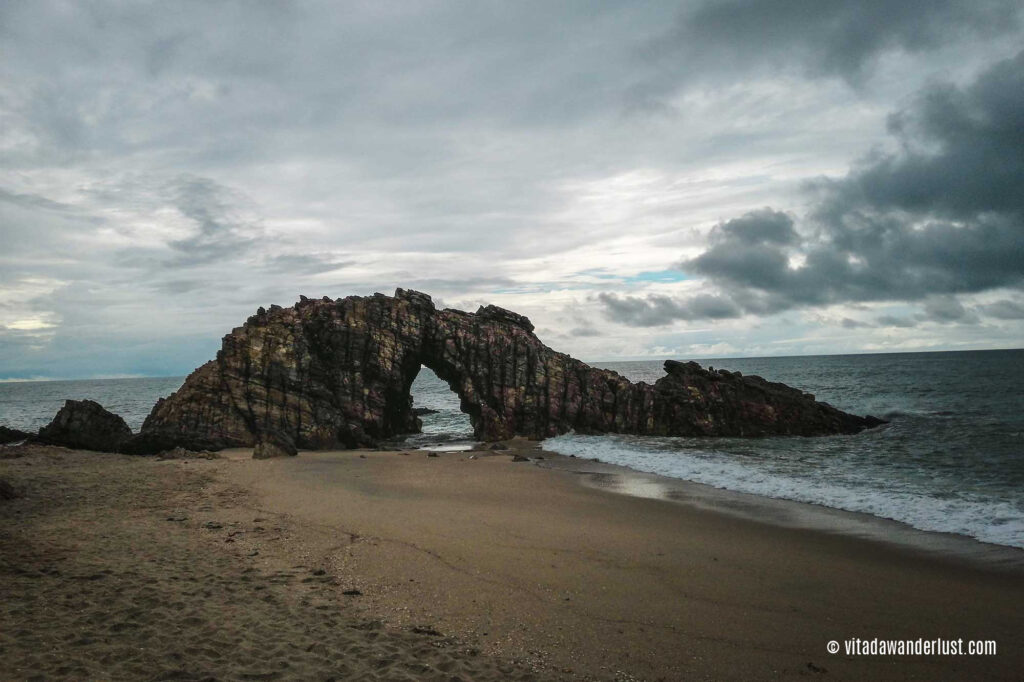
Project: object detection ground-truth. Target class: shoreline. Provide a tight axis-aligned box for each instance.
[530,447,1024,575]
[3,442,1023,680]
[225,441,1023,679]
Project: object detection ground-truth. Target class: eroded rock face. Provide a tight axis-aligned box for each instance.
[131,289,882,454]
[37,400,132,452]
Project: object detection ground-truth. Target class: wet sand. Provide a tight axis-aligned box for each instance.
[2,441,1023,680]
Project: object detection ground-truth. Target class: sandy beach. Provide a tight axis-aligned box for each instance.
[2,441,1022,681]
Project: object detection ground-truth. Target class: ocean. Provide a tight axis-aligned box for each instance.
[2,349,1021,549]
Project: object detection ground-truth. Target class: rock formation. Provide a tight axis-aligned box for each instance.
[0,426,32,445]
[127,289,882,454]
[37,399,133,452]
[649,360,880,436]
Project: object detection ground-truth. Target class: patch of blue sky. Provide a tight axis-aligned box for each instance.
[489,285,544,295]
[622,270,688,283]
[570,269,689,284]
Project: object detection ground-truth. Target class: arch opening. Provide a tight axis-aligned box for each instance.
[396,365,475,450]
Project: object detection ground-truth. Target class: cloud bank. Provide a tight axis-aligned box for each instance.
[602,50,1024,327]
[1,1,1022,378]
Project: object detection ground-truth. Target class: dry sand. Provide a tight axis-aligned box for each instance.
[0,445,555,681]
[2,440,1022,681]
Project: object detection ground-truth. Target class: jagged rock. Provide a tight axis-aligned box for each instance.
[475,304,535,333]
[412,407,439,416]
[0,426,32,445]
[37,400,132,452]
[252,430,297,459]
[131,288,884,453]
[649,360,885,437]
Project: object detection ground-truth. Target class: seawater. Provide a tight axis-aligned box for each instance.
[2,350,1022,549]
[548,350,1024,550]
[0,376,185,432]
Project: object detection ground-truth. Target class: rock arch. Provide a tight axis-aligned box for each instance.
[126,289,882,454]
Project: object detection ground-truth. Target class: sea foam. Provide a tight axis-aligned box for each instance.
[543,433,1024,550]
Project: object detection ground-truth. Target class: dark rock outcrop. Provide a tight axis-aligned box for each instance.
[0,426,33,445]
[649,360,884,436]
[37,400,132,452]
[128,289,882,455]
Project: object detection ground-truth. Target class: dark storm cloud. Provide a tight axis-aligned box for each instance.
[654,0,1021,82]
[683,209,799,292]
[818,51,1024,219]
[602,51,1024,326]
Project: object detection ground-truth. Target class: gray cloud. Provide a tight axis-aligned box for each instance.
[164,175,261,265]
[921,297,979,325]
[653,0,1021,83]
[0,187,79,213]
[107,174,262,270]
[979,299,1024,320]
[876,315,917,328]
[603,51,1024,326]
[149,279,209,295]
[599,292,742,326]
[1,2,1022,377]
[262,253,354,275]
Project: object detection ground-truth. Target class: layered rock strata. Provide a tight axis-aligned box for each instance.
[129,289,882,454]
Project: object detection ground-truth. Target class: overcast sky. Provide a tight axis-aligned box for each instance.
[2,1,1023,379]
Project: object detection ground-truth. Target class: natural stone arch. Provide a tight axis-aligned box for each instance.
[125,288,882,455]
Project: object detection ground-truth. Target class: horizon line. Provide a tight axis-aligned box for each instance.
[2,346,1021,383]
